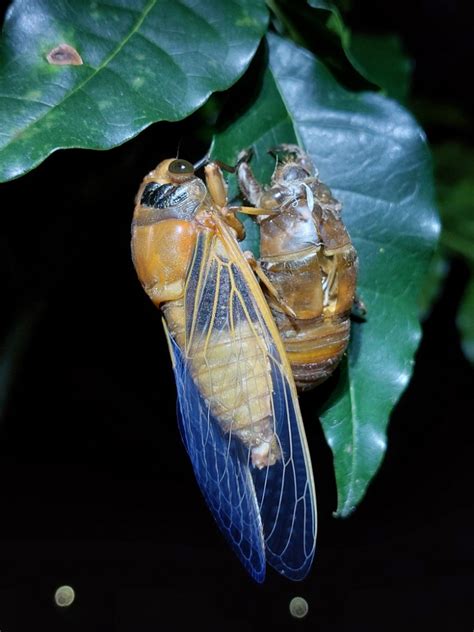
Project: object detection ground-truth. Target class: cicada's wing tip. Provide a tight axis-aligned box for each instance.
[268,555,315,582]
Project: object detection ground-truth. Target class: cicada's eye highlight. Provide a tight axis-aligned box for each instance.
[169,159,194,175]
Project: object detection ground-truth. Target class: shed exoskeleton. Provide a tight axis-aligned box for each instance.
[237,144,358,390]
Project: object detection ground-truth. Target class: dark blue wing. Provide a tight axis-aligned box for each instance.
[163,226,316,582]
[252,349,316,580]
[165,325,266,582]
[227,262,317,580]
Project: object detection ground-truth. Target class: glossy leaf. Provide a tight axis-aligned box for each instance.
[0,0,268,182]
[307,1,411,100]
[349,33,412,102]
[213,34,439,515]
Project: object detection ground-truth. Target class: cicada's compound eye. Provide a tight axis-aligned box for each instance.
[168,159,194,178]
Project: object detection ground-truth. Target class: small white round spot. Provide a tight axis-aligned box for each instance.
[54,585,75,608]
[289,596,309,619]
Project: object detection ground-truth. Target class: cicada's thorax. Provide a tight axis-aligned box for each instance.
[131,159,278,466]
[255,164,358,390]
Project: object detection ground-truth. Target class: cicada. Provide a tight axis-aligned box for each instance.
[131,157,316,581]
[236,144,358,391]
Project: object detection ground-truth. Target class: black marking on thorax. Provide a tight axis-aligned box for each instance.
[141,182,188,208]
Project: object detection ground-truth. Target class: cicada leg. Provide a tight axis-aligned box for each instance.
[203,162,245,240]
[244,251,297,320]
[352,294,367,320]
[236,148,264,207]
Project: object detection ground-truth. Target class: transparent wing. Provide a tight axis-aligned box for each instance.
[181,225,317,581]
[225,258,316,580]
[165,323,266,582]
[252,342,316,580]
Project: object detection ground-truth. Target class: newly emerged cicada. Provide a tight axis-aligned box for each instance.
[131,157,316,581]
[237,145,358,391]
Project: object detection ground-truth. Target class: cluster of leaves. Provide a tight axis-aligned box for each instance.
[0,0,439,515]
[421,142,474,363]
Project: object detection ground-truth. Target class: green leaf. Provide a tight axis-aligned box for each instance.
[434,143,474,263]
[432,143,474,364]
[348,33,412,102]
[418,251,449,320]
[307,0,350,46]
[0,0,268,182]
[457,270,474,364]
[307,1,412,100]
[213,34,439,516]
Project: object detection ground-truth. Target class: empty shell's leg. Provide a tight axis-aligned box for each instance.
[236,149,264,207]
[352,294,367,319]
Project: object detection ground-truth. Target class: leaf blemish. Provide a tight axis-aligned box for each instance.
[132,77,145,89]
[46,44,83,66]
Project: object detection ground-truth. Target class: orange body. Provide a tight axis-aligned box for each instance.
[131,159,280,466]
[237,145,358,390]
[131,158,318,582]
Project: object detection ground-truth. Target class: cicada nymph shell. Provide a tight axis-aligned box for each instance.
[237,144,358,391]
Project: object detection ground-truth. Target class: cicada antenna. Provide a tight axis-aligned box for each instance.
[193,140,236,173]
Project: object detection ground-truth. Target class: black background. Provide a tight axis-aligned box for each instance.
[0,1,473,630]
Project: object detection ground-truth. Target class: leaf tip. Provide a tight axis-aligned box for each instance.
[333,503,356,519]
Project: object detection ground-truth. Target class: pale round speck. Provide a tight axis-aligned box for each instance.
[54,585,75,608]
[289,596,309,619]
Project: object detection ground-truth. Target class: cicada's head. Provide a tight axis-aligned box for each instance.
[148,159,195,184]
[255,146,316,212]
[135,158,207,219]
[271,146,316,186]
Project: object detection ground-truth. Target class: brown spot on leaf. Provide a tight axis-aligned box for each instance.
[46,44,83,66]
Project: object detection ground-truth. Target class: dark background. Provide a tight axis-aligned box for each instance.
[0,1,473,630]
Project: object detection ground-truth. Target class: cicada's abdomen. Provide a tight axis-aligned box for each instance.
[161,226,279,468]
[237,145,358,391]
[162,287,278,467]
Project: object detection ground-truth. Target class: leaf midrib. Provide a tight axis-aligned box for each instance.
[342,361,358,516]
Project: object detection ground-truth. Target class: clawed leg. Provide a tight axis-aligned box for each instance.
[244,251,297,319]
[203,162,246,240]
[228,205,278,217]
[204,162,229,208]
[352,294,367,320]
[236,148,264,207]
[221,207,246,241]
